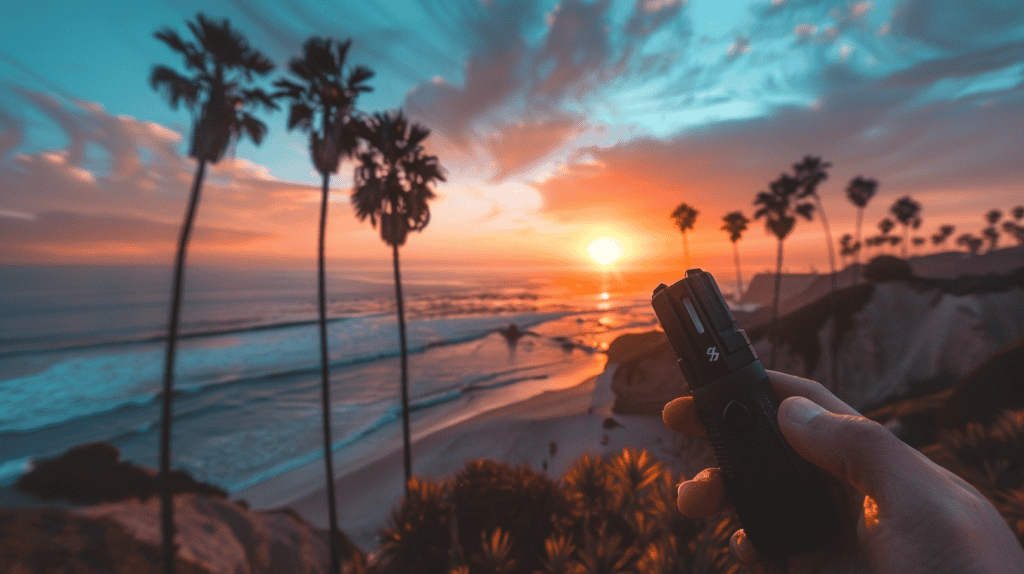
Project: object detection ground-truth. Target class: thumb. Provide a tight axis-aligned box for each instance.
[777,396,921,509]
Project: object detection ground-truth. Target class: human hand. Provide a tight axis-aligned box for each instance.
[662,370,1024,574]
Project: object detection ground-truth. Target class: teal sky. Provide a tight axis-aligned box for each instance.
[1,0,1022,275]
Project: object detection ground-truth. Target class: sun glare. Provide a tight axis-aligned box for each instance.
[587,236,623,266]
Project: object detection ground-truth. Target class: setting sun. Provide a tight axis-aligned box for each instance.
[587,236,623,266]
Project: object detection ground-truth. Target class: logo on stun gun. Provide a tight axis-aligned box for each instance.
[706,346,720,362]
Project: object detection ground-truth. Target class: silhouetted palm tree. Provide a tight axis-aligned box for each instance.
[878,217,895,254]
[932,224,955,250]
[889,196,922,258]
[671,203,699,270]
[957,233,983,255]
[274,36,373,574]
[1008,207,1024,245]
[753,173,814,369]
[793,156,837,290]
[720,211,749,300]
[1003,221,1024,245]
[838,233,856,269]
[352,110,445,494]
[845,176,877,268]
[984,209,1002,252]
[150,14,276,574]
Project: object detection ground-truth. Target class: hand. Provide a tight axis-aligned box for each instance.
[662,370,1024,574]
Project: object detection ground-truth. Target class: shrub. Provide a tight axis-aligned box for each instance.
[863,255,913,282]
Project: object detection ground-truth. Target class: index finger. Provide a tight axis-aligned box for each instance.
[662,370,862,435]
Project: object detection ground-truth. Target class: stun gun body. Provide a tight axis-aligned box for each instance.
[652,269,839,558]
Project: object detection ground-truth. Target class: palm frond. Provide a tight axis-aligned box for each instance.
[349,65,375,92]
[150,65,200,110]
[241,88,278,111]
[286,102,314,131]
[238,113,267,146]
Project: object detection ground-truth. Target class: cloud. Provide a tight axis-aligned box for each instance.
[0,105,23,158]
[0,90,346,264]
[483,112,586,181]
[531,58,1024,253]
[891,0,1024,51]
[0,210,272,263]
[876,41,1024,90]
[530,0,615,102]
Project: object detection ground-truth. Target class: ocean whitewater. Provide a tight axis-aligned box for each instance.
[0,264,662,498]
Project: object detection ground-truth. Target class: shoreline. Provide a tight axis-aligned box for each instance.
[249,359,713,551]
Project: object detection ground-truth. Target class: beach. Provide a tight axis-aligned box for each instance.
[239,357,714,551]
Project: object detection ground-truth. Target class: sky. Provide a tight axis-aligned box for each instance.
[1,0,1022,290]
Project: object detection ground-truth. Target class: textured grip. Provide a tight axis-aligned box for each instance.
[691,365,839,558]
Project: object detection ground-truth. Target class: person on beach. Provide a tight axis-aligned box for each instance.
[663,370,1024,574]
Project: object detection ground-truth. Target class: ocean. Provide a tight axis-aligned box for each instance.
[0,264,660,495]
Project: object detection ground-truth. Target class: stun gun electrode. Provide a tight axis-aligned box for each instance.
[653,269,839,558]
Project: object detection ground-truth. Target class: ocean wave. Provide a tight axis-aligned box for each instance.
[0,311,574,434]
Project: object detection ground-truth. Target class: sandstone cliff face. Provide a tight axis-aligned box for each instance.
[760,282,1024,411]
[610,277,1024,415]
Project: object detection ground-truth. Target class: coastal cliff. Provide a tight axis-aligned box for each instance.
[610,264,1024,415]
[0,444,366,574]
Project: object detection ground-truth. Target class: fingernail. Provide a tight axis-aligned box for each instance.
[735,529,748,551]
[785,396,825,425]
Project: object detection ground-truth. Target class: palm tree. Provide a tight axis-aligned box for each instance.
[838,233,857,269]
[983,209,1002,252]
[150,14,276,574]
[889,196,922,258]
[1007,207,1024,245]
[957,233,983,255]
[878,217,895,254]
[720,211,749,300]
[793,156,837,290]
[753,173,814,369]
[274,36,373,574]
[352,110,445,495]
[932,224,955,250]
[671,203,699,270]
[845,176,877,268]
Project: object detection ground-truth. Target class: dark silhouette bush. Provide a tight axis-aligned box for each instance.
[863,255,914,282]
[451,460,575,574]
[15,442,227,504]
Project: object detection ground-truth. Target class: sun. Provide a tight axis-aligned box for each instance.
[587,236,623,266]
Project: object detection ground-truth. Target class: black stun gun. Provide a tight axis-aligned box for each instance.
[652,269,838,558]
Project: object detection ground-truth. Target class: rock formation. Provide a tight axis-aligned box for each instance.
[609,266,1024,415]
[2,443,366,574]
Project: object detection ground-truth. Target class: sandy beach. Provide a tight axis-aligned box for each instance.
[238,358,714,551]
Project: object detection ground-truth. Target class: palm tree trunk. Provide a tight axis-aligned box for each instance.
[392,243,412,496]
[683,234,691,270]
[732,241,743,301]
[903,225,909,258]
[813,195,838,293]
[771,238,784,370]
[813,195,840,391]
[317,174,342,574]
[854,207,864,284]
[160,159,206,574]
